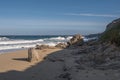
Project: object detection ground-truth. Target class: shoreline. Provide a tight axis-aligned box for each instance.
[0,48,28,54]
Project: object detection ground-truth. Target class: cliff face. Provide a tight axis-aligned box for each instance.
[100,18,120,46]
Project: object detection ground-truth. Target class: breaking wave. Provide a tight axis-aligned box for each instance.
[0,36,72,53]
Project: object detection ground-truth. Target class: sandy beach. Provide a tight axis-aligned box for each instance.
[0,48,62,72]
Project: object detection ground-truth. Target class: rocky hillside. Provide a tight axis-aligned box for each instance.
[100,18,120,46]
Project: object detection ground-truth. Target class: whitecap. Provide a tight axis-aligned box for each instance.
[49,36,66,40]
[0,39,44,45]
[66,36,73,41]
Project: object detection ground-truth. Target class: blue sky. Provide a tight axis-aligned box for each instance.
[0,0,120,35]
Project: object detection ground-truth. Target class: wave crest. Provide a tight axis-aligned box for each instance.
[49,36,66,40]
[0,39,44,45]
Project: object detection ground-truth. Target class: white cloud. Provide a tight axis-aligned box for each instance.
[65,13,119,18]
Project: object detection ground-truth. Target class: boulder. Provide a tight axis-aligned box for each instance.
[67,34,84,46]
[28,48,39,62]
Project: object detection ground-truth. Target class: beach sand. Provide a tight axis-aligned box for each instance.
[0,48,62,72]
[0,48,120,80]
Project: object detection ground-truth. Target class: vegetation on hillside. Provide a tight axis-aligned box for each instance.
[100,23,120,46]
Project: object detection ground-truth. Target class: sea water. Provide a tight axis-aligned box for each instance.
[0,35,97,53]
[0,35,73,53]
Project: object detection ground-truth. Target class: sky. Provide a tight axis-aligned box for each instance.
[0,0,120,35]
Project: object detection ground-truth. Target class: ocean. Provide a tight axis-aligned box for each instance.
[0,35,73,53]
[0,35,97,53]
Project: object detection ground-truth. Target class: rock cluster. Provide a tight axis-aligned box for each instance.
[35,34,84,50]
[67,34,84,46]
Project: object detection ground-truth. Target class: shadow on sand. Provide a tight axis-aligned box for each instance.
[12,58,28,62]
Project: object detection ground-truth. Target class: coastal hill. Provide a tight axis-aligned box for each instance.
[100,18,120,46]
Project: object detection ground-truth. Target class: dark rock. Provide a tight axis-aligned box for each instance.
[75,65,85,70]
[94,61,120,70]
[47,57,64,62]
[71,49,88,55]
[93,53,106,64]
[85,40,98,46]
[59,73,71,80]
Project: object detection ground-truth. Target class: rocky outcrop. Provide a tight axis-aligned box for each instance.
[55,43,68,48]
[100,18,120,46]
[67,34,84,46]
[28,48,39,62]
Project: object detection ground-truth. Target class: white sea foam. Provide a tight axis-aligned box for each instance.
[0,39,44,45]
[66,36,73,40]
[83,37,97,42]
[0,42,64,51]
[49,36,66,40]
[83,38,89,42]
[0,44,35,50]
[44,42,58,46]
